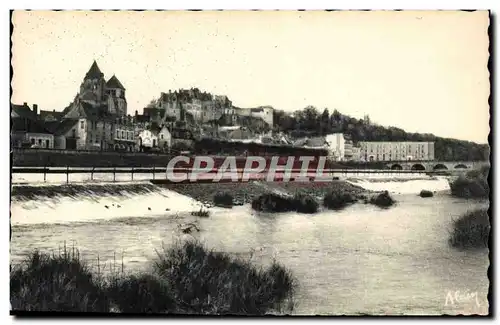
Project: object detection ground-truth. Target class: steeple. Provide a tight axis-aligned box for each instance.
[106,74,125,90]
[85,60,104,80]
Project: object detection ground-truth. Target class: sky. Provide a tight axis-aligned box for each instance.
[11,10,490,144]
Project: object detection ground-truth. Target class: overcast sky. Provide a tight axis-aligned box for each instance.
[11,10,489,143]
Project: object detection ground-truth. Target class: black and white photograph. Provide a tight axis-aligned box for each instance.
[9,9,491,316]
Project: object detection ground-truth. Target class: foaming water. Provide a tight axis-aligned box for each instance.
[346,176,451,194]
[10,179,489,315]
[11,182,205,225]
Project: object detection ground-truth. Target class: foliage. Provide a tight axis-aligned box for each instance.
[213,192,234,208]
[449,209,490,250]
[10,249,109,312]
[292,193,319,214]
[11,242,296,315]
[251,192,319,214]
[323,191,357,210]
[153,241,295,315]
[449,166,489,199]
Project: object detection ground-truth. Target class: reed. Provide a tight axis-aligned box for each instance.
[11,241,296,315]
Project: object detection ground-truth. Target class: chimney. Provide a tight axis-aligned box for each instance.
[33,104,38,116]
[135,110,138,117]
[23,102,27,107]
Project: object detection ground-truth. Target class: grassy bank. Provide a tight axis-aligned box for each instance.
[11,241,296,315]
[449,209,490,250]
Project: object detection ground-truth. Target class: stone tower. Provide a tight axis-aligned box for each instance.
[79,60,106,106]
[105,74,127,117]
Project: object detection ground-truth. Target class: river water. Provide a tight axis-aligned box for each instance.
[10,175,489,315]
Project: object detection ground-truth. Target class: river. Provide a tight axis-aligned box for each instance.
[10,175,489,315]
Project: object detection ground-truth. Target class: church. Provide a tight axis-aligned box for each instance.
[59,61,136,151]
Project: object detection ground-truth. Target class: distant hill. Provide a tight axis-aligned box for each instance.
[273,106,489,162]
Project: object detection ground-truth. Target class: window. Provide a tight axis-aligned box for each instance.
[72,129,76,138]
[121,131,125,139]
[31,138,35,144]
[161,134,164,139]
[80,121,85,129]
[116,130,119,138]
[45,139,50,148]
[38,139,42,146]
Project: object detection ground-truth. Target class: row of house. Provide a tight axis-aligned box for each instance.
[11,102,174,152]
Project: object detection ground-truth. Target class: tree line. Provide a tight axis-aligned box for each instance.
[273,106,489,161]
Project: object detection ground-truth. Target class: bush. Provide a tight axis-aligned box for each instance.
[450,175,489,199]
[369,191,395,208]
[292,193,319,214]
[251,193,296,213]
[106,274,175,313]
[449,209,490,249]
[419,190,434,198]
[213,192,234,208]
[10,250,109,312]
[323,191,357,210]
[153,241,295,315]
[11,242,296,315]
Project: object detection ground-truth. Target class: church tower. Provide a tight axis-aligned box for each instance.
[79,61,107,106]
[105,74,127,117]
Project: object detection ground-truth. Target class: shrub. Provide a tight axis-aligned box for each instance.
[419,190,434,198]
[251,193,296,213]
[10,250,109,312]
[369,191,395,208]
[153,241,295,315]
[292,193,319,214]
[449,209,490,250]
[106,274,175,313]
[450,175,489,199]
[213,192,234,208]
[323,191,357,210]
[11,242,296,315]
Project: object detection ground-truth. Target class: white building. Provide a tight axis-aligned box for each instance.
[359,141,435,162]
[325,133,346,161]
[137,129,158,151]
[157,125,172,152]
